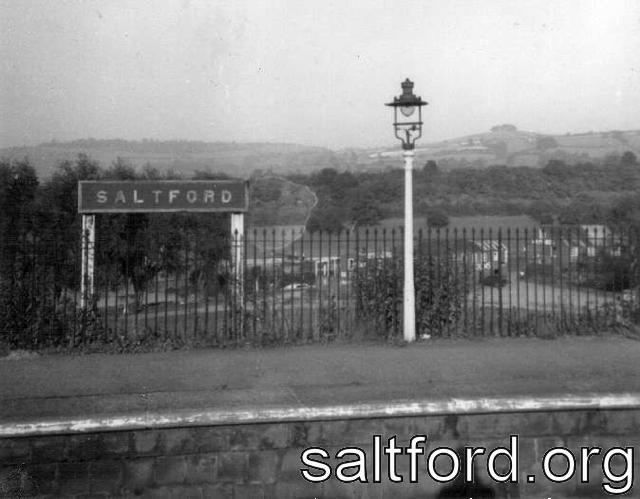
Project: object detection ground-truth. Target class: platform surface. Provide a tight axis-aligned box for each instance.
[2,335,640,426]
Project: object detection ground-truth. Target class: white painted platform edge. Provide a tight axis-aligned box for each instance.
[2,393,640,437]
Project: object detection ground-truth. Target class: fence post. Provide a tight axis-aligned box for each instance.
[80,214,95,310]
[230,213,244,335]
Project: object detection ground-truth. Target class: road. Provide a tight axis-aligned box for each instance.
[476,271,619,311]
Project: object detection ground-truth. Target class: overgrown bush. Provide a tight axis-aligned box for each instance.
[425,207,449,228]
[591,252,635,291]
[353,255,465,339]
[0,276,76,349]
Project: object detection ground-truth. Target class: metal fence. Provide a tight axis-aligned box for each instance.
[2,223,640,349]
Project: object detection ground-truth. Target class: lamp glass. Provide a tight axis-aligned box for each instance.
[400,105,415,117]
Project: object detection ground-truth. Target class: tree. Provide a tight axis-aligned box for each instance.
[490,124,517,132]
[536,136,559,150]
[33,155,102,293]
[621,151,638,167]
[252,180,281,203]
[306,206,344,233]
[423,160,439,175]
[608,195,640,225]
[425,207,449,229]
[0,158,39,276]
[350,196,382,227]
[542,159,569,178]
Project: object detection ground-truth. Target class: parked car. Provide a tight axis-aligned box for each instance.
[479,272,508,288]
[282,283,311,291]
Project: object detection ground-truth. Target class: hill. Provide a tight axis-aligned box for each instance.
[249,175,317,227]
[364,126,640,170]
[0,139,339,180]
[2,127,640,180]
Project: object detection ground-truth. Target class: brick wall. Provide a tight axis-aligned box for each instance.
[1,409,639,498]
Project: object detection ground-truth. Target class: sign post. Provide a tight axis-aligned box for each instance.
[78,180,249,327]
[80,214,95,309]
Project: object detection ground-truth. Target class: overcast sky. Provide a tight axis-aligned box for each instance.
[1,0,639,150]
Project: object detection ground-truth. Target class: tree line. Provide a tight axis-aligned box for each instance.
[0,155,235,347]
[290,151,640,230]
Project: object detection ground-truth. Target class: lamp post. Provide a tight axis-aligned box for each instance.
[386,78,428,342]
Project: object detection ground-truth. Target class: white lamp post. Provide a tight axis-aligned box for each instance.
[386,79,428,342]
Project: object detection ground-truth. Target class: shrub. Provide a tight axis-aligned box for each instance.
[0,276,76,349]
[353,254,465,339]
[425,207,449,228]
[479,272,508,288]
[591,252,634,291]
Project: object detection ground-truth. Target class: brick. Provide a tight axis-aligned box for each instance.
[164,428,197,455]
[154,455,187,486]
[229,424,289,451]
[318,420,350,446]
[342,419,387,446]
[280,448,307,482]
[534,436,567,462]
[122,457,155,494]
[460,412,542,439]
[234,483,267,499]
[272,479,323,499]
[261,483,278,499]
[133,430,162,455]
[322,480,381,499]
[589,410,640,436]
[525,477,576,498]
[0,465,34,497]
[67,433,102,462]
[567,435,640,453]
[572,480,609,497]
[165,484,203,498]
[0,437,31,464]
[74,494,114,499]
[290,422,323,447]
[185,453,217,484]
[248,450,283,484]
[143,485,173,498]
[217,452,248,484]
[384,415,444,443]
[520,412,558,437]
[553,410,590,435]
[201,483,234,498]
[58,461,90,496]
[100,431,131,457]
[30,435,69,463]
[192,427,229,453]
[89,460,122,495]
[23,462,59,495]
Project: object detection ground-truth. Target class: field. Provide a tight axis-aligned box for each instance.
[367,128,640,169]
[3,129,640,181]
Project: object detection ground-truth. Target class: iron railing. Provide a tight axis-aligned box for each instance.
[2,224,639,349]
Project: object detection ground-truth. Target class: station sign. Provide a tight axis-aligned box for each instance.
[78,180,248,213]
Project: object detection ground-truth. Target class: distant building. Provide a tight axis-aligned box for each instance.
[460,240,509,271]
[529,225,621,264]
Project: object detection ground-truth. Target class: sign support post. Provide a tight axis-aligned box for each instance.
[230,213,245,333]
[80,214,95,309]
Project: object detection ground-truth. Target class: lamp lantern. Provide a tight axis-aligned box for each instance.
[385,78,428,150]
